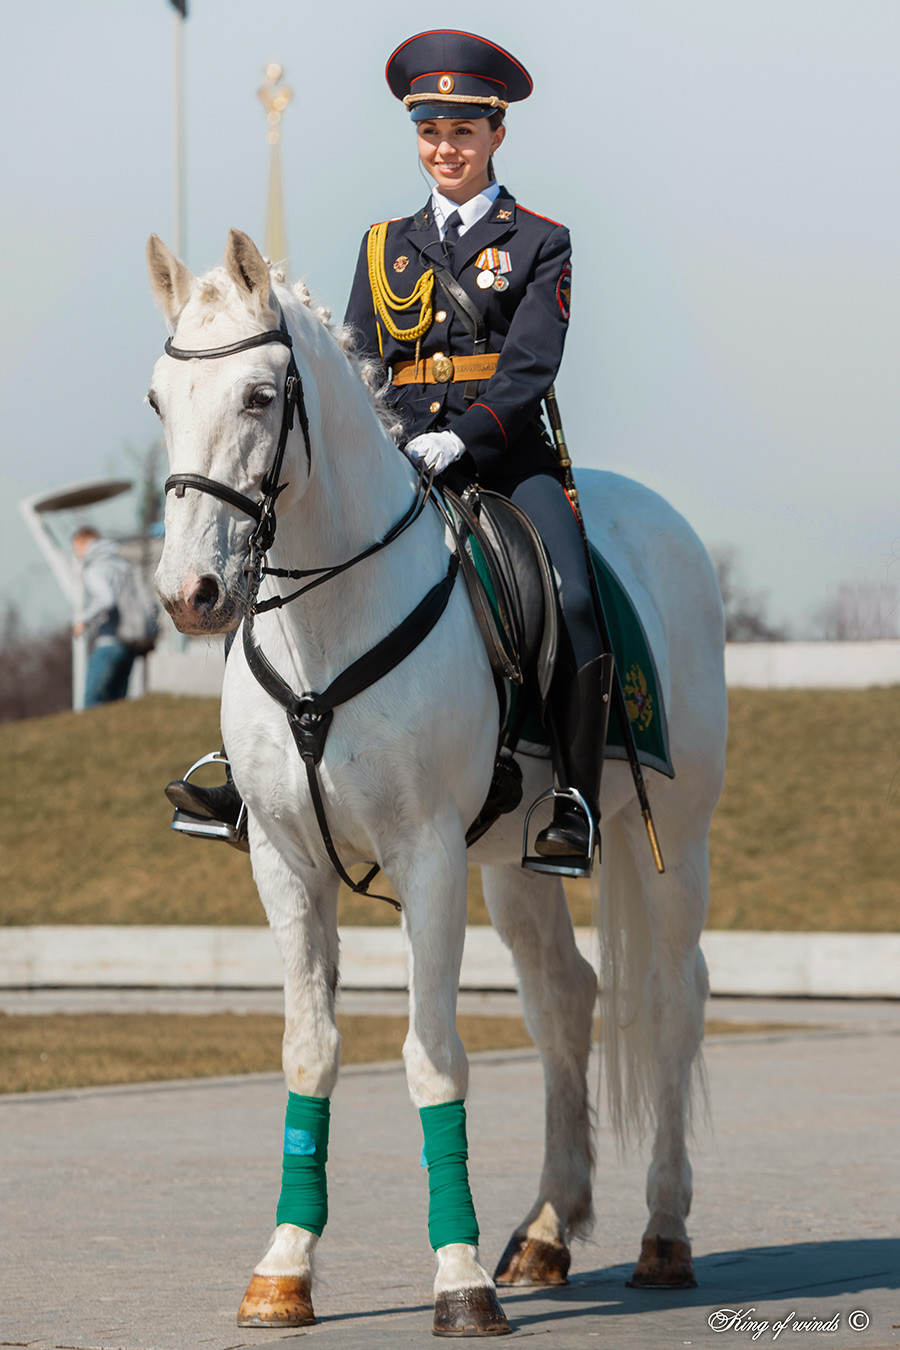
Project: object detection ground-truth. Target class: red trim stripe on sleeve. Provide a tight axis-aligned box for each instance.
[470,402,507,444]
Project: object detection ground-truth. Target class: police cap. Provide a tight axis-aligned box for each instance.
[386,30,532,122]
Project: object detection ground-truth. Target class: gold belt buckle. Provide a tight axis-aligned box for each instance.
[431,353,454,383]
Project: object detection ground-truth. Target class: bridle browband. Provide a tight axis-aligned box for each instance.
[163,322,310,569]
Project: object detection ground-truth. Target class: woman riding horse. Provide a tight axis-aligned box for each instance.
[168,28,608,864]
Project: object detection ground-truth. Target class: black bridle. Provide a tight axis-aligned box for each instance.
[160,319,434,598]
[163,322,310,574]
[159,315,456,908]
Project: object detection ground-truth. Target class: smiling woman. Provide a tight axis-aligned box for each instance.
[343,28,613,865]
[415,115,506,203]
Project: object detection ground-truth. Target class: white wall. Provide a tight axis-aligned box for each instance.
[145,636,227,698]
[725,639,900,689]
[144,638,900,698]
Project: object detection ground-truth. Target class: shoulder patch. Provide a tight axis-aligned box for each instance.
[556,260,571,320]
[517,205,566,228]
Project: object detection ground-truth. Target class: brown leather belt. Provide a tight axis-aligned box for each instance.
[392,353,499,385]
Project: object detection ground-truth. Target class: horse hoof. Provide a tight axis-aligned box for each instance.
[493,1234,570,1286]
[626,1236,697,1288]
[236,1273,315,1326]
[433,1286,511,1337]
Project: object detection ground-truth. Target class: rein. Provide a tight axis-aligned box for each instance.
[160,316,458,907]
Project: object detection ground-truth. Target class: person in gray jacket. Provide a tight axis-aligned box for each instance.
[72,527,137,706]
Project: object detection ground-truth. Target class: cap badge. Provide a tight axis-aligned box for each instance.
[393,255,410,273]
[438,74,455,93]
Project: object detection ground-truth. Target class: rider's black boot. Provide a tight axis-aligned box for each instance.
[165,749,249,852]
[534,654,614,860]
[165,776,243,826]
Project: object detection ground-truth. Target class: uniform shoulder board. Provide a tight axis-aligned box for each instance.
[516,205,565,228]
[368,217,404,229]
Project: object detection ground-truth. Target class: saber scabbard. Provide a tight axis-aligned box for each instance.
[544,385,665,873]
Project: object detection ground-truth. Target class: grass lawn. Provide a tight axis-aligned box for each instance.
[0,1011,810,1095]
[1,689,898,930]
[0,1012,533,1094]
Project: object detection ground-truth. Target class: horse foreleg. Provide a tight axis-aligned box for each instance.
[625,821,709,1290]
[395,825,511,1337]
[481,863,597,1287]
[237,843,341,1327]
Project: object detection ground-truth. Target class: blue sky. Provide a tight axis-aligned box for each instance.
[2,0,898,634]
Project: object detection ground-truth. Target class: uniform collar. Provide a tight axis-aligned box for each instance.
[448,187,517,269]
[431,183,501,238]
[413,185,514,233]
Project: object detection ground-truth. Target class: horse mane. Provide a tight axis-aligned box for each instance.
[284,278,405,446]
[187,263,405,447]
[279,273,405,446]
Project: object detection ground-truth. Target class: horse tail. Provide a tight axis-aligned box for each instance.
[595,806,712,1149]
[594,808,657,1148]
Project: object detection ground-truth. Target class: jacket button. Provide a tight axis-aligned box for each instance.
[430,400,441,413]
[435,310,447,323]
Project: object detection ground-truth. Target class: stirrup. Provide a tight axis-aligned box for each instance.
[521,787,597,879]
[169,751,248,849]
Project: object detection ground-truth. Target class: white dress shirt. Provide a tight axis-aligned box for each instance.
[432,182,501,240]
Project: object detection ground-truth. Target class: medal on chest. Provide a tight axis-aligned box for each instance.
[475,249,512,292]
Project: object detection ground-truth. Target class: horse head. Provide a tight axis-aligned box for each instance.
[146,229,311,635]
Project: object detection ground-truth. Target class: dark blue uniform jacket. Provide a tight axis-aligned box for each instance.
[344,187,572,490]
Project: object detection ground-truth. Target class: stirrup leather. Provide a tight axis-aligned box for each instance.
[521,787,597,879]
[169,751,248,848]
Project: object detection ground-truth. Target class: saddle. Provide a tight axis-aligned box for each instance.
[441,485,559,706]
[437,485,561,846]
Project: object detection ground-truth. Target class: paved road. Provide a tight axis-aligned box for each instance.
[2,1020,898,1350]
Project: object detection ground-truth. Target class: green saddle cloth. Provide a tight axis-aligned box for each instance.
[471,537,673,779]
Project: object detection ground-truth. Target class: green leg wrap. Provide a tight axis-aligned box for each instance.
[419,1100,480,1250]
[275,1092,330,1236]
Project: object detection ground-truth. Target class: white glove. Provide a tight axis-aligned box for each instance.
[404,429,466,474]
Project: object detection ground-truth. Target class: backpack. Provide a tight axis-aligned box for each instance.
[113,558,160,654]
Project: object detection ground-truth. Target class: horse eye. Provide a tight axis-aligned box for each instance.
[147,389,161,417]
[245,385,276,411]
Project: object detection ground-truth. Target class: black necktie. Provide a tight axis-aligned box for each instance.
[443,210,462,255]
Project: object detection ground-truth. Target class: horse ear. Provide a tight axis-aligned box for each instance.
[224,229,271,308]
[146,235,195,324]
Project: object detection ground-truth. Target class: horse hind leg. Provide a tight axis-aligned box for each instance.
[481,863,597,1288]
[603,809,709,1289]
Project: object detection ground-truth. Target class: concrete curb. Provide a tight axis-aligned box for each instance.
[1,926,898,998]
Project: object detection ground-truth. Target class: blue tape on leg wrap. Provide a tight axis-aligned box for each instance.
[276,1092,330,1236]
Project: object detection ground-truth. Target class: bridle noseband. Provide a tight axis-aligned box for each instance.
[163,322,311,572]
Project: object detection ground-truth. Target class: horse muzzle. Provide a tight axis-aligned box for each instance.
[160,571,241,635]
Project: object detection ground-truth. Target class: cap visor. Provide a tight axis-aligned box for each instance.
[410,102,494,122]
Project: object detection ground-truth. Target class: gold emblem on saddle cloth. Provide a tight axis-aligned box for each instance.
[431,353,454,382]
[624,663,654,732]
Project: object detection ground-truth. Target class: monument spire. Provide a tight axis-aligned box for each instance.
[258,63,293,269]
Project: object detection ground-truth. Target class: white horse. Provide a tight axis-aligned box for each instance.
[146,229,727,1337]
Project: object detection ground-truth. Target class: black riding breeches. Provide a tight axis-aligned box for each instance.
[505,472,603,672]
